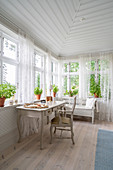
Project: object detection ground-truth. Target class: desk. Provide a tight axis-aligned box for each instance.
[16,101,65,149]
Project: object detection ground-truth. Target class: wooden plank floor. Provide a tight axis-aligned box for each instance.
[0,120,113,170]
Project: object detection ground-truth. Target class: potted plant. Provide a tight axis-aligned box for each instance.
[68,90,73,97]
[0,83,16,107]
[90,75,101,98]
[93,83,101,98]
[52,84,59,97]
[64,86,78,97]
[34,87,43,100]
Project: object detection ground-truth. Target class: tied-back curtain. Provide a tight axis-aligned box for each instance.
[18,30,35,103]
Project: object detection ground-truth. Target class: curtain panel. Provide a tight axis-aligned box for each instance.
[18,30,35,103]
[79,52,113,121]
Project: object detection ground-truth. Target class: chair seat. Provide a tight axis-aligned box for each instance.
[51,116,71,125]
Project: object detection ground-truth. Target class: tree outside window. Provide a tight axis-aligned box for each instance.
[63,62,79,96]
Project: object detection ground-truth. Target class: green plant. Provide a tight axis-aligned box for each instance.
[64,85,79,96]
[73,89,79,95]
[64,90,69,96]
[0,83,16,99]
[52,84,59,93]
[34,87,43,95]
[90,74,101,97]
[69,90,73,97]
[64,89,78,96]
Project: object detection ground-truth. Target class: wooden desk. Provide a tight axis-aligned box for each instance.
[16,101,65,149]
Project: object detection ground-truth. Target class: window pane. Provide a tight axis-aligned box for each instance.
[3,38,17,60]
[52,75,53,84]
[70,75,79,95]
[64,76,67,92]
[35,54,42,68]
[35,71,41,88]
[51,62,56,73]
[3,62,16,85]
[70,62,79,72]
[99,59,109,71]
[51,62,53,72]
[70,75,79,90]
[86,61,95,71]
[53,75,55,84]
[64,63,68,72]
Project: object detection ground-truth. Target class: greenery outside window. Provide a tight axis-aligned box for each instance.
[87,59,110,98]
[34,51,44,90]
[63,62,79,96]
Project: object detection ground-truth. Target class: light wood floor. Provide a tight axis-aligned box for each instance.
[0,120,113,170]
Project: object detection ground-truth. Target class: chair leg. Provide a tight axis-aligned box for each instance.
[50,125,53,144]
[60,130,63,138]
[54,127,56,133]
[71,125,75,144]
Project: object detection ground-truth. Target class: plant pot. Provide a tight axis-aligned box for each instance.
[94,93,98,98]
[69,95,73,97]
[0,97,6,107]
[36,94,41,100]
[53,92,56,97]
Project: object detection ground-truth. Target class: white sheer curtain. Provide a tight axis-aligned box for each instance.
[98,52,113,121]
[18,30,35,103]
[46,52,52,96]
[79,52,113,121]
[79,55,91,99]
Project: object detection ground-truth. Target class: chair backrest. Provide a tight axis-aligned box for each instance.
[72,96,76,114]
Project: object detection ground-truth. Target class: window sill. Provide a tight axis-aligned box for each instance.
[0,104,22,110]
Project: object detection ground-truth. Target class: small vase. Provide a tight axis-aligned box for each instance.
[53,92,56,97]
[36,94,41,100]
[0,97,6,107]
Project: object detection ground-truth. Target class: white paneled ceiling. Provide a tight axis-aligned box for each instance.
[0,0,113,57]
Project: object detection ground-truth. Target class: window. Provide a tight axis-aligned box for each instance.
[0,32,18,101]
[86,59,109,97]
[70,62,79,72]
[51,60,58,85]
[0,33,18,85]
[34,51,44,97]
[3,62,16,84]
[3,38,17,60]
[64,76,68,92]
[35,71,41,88]
[63,62,79,95]
[70,75,79,89]
[35,53,42,68]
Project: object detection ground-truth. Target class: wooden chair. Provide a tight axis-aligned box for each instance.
[50,96,76,144]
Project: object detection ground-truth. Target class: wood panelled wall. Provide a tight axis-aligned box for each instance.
[0,106,19,152]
